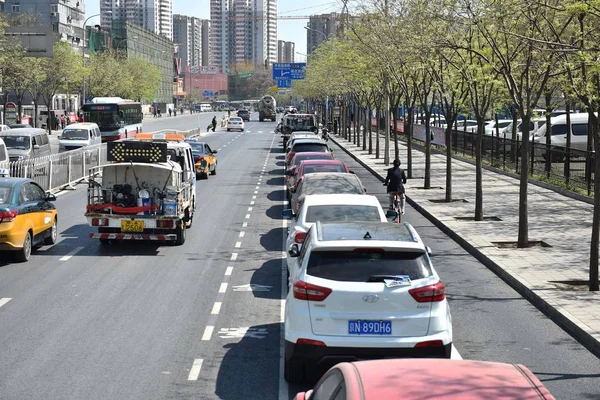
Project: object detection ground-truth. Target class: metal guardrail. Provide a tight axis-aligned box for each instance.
[3,127,203,193]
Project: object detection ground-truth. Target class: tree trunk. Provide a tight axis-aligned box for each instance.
[589,109,600,291]
[475,117,485,221]
[564,101,571,184]
[424,112,432,189]
[384,92,390,166]
[445,117,453,202]
[375,107,380,159]
[368,108,373,154]
[517,112,531,248]
[544,94,552,175]
[393,110,399,161]
[407,106,414,179]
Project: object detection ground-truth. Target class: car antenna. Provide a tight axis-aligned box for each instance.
[364,232,372,240]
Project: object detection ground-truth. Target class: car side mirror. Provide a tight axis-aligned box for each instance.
[282,209,294,219]
[46,193,57,202]
[213,150,218,154]
[288,244,300,258]
[386,210,398,219]
[349,170,355,174]
[364,188,367,193]
[426,246,433,256]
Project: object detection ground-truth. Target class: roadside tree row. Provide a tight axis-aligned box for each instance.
[293,0,600,290]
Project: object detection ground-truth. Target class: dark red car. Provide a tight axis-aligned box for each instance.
[294,359,554,400]
[288,160,350,195]
[286,152,335,196]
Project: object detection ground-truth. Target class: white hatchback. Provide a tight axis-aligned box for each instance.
[284,221,453,383]
[282,194,392,284]
[227,116,245,132]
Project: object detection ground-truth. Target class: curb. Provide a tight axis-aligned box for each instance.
[330,135,600,359]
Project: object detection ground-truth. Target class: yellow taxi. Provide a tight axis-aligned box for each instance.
[0,178,58,262]
[185,138,218,179]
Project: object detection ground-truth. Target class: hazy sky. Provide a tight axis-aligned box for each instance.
[85,0,346,62]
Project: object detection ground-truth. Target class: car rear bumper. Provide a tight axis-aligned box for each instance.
[285,339,452,366]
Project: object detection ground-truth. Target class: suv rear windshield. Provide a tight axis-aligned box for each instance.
[306,250,432,282]
[306,205,380,223]
[293,143,327,153]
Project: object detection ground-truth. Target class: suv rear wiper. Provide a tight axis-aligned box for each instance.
[367,275,410,283]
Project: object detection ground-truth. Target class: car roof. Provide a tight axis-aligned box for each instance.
[0,177,30,188]
[63,123,98,128]
[291,138,325,145]
[351,359,554,399]
[0,128,46,136]
[315,222,419,243]
[303,194,382,207]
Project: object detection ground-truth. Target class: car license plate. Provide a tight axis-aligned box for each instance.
[121,220,144,232]
[348,320,392,335]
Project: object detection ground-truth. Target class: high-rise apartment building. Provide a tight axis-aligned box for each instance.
[173,14,202,68]
[209,0,277,73]
[1,0,85,51]
[277,40,295,63]
[306,13,340,55]
[201,20,211,66]
[101,0,173,40]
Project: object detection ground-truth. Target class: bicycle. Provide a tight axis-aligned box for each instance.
[389,192,405,223]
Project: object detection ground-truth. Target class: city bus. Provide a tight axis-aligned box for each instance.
[81,97,143,142]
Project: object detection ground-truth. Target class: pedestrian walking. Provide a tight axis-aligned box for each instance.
[60,115,65,129]
[53,115,59,131]
[168,108,172,117]
[153,107,157,118]
[180,107,184,115]
[211,116,217,132]
[173,108,177,117]
[158,109,162,117]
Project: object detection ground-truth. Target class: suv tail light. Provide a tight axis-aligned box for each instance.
[0,210,18,223]
[293,280,332,301]
[294,231,307,244]
[409,282,446,303]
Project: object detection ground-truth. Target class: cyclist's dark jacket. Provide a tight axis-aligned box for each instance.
[384,166,407,193]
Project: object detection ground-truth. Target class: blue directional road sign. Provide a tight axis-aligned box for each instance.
[202,90,214,97]
[290,63,307,80]
[277,78,292,88]
[273,63,292,79]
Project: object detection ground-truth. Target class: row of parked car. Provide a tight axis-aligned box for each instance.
[275,117,556,399]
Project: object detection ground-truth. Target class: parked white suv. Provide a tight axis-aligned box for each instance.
[283,194,394,285]
[284,221,453,383]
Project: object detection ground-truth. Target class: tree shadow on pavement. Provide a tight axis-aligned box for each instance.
[260,227,286,252]
[267,177,284,186]
[249,258,282,300]
[267,190,285,202]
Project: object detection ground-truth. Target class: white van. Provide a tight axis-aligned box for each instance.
[0,138,9,177]
[533,113,590,152]
[200,104,212,112]
[59,123,102,151]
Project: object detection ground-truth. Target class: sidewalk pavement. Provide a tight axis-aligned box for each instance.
[331,132,600,358]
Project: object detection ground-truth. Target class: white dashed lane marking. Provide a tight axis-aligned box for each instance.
[239,231,245,238]
[202,326,214,341]
[235,242,242,248]
[211,302,222,315]
[245,214,251,219]
[187,359,203,381]
[225,266,233,276]
[248,207,253,212]
[242,222,248,227]
[59,246,84,261]
[0,298,12,309]
[219,283,228,293]
[231,253,238,261]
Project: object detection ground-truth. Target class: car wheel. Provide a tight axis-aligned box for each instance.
[175,219,186,245]
[227,128,231,132]
[241,128,244,132]
[284,356,306,383]
[99,238,110,245]
[44,217,58,245]
[16,230,33,262]
[210,164,217,175]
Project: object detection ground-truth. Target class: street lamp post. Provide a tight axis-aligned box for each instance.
[82,12,110,105]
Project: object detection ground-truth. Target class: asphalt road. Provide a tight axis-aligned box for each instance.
[1,117,599,400]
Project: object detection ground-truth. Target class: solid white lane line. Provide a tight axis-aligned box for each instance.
[239,231,245,238]
[451,345,463,360]
[248,207,253,212]
[211,302,222,315]
[235,241,242,248]
[242,222,248,227]
[59,246,84,261]
[187,359,204,381]
[250,201,255,205]
[225,266,233,276]
[219,283,228,293]
[202,326,214,341]
[245,214,251,219]
[0,298,12,309]
[231,253,238,261]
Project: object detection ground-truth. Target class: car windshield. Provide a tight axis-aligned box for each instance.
[293,143,327,153]
[307,250,432,282]
[61,129,89,140]
[230,118,242,122]
[0,135,30,150]
[187,142,206,155]
[303,176,362,195]
[287,117,315,130]
[305,205,380,223]
[0,187,12,205]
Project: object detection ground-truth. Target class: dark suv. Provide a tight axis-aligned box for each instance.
[237,109,250,121]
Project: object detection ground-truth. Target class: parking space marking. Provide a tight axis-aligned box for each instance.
[187,359,204,381]
[201,326,214,341]
[225,266,233,276]
[211,302,222,315]
[219,283,228,293]
[59,246,84,261]
[0,298,12,309]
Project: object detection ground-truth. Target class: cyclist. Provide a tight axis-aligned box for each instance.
[383,159,408,215]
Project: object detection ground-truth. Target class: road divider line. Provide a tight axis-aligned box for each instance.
[248,207,253,212]
[235,241,242,248]
[254,191,258,194]
[250,201,255,205]
[255,186,260,189]
[231,253,238,261]
[252,195,256,199]
[211,302,222,315]
[187,359,204,381]
[59,246,84,261]
[202,326,214,341]
[219,283,228,293]
[0,298,12,309]
[239,231,245,238]
[225,266,233,276]
[245,214,251,219]
[242,222,248,227]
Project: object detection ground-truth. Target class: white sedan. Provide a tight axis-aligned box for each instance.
[282,193,393,285]
[227,117,245,132]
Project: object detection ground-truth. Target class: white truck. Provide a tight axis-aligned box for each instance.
[85,135,196,245]
[258,95,277,122]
